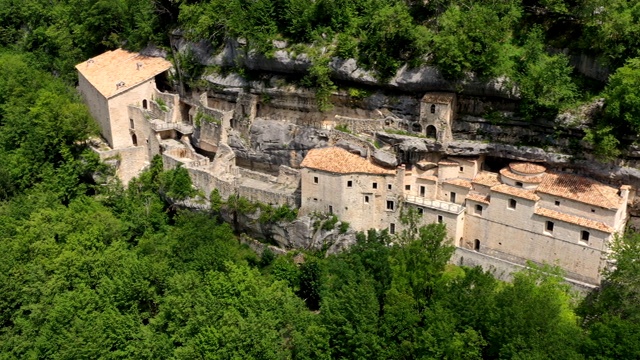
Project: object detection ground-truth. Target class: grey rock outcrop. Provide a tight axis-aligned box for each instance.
[372,149,399,168]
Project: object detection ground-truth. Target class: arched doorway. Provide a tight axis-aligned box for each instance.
[131,133,138,146]
[426,125,437,139]
[430,104,436,113]
[142,99,148,109]
[412,123,423,132]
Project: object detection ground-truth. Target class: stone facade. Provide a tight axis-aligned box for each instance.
[298,147,629,285]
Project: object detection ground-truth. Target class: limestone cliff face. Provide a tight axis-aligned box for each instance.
[171,35,518,100]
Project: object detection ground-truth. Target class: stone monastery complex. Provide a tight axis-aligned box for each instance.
[76,49,633,287]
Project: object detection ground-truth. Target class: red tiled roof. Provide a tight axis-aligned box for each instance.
[491,184,540,201]
[466,192,490,205]
[438,160,459,166]
[510,162,546,175]
[472,171,501,187]
[76,48,172,99]
[301,147,395,175]
[500,167,545,184]
[534,207,614,233]
[538,172,623,209]
[444,178,472,189]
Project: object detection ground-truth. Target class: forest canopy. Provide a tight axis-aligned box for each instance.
[1,0,640,358]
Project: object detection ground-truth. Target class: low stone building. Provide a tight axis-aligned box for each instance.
[299,146,629,285]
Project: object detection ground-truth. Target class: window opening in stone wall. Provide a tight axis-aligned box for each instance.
[450,192,456,203]
[418,208,424,215]
[420,186,426,197]
[386,200,395,211]
[389,223,396,234]
[412,123,422,132]
[142,99,148,109]
[313,198,318,201]
[460,166,464,172]
[474,239,480,251]
[555,200,560,206]
[515,181,523,188]
[508,198,516,209]
[387,184,393,190]
[347,180,353,188]
[405,185,411,191]
[364,195,370,204]
[475,204,483,215]
[581,230,590,242]
[313,176,319,184]
[131,133,138,146]
[438,215,443,223]
[328,205,333,214]
[372,182,378,189]
[546,221,554,233]
[426,125,437,139]
[591,209,595,213]
[430,104,436,113]
[130,118,134,129]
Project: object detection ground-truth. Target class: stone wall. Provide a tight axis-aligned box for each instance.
[450,247,596,293]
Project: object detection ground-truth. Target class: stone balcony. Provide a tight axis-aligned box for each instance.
[405,195,465,214]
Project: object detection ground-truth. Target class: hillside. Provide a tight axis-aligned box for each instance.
[1,0,640,358]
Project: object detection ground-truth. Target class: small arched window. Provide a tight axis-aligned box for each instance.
[131,133,138,146]
[474,239,480,251]
[430,104,436,114]
[142,99,148,109]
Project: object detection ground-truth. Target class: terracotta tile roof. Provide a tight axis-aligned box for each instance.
[76,49,172,99]
[509,162,546,175]
[534,207,614,233]
[500,167,545,184]
[537,172,623,209]
[422,92,456,104]
[444,178,472,189]
[301,147,395,175]
[472,171,501,187]
[419,175,438,182]
[491,184,540,201]
[466,192,490,205]
[438,160,459,166]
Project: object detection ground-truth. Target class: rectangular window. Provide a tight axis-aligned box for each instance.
[475,204,483,215]
[515,181,523,188]
[405,185,411,191]
[459,166,464,172]
[387,184,393,190]
[418,208,424,215]
[328,205,333,214]
[437,215,443,223]
[389,223,396,235]
[581,230,590,242]
[555,200,560,206]
[546,221,554,233]
[347,180,353,188]
[372,182,378,189]
[420,186,426,197]
[508,199,516,209]
[130,118,135,129]
[364,195,370,204]
[313,176,319,184]
[386,200,395,211]
[450,192,456,203]
[313,198,318,202]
